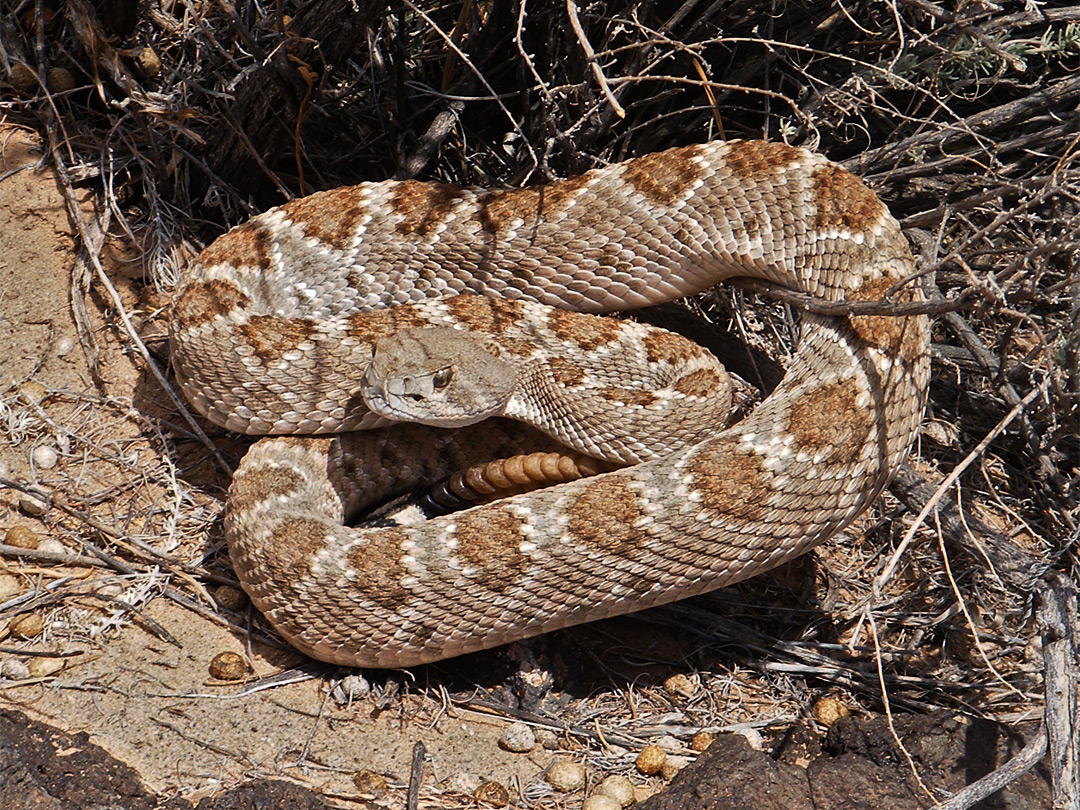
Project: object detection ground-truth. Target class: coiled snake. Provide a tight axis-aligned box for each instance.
[169,140,930,668]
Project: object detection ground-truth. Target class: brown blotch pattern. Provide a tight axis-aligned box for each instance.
[229,465,306,512]
[786,378,872,465]
[546,309,621,351]
[597,387,657,407]
[238,315,317,362]
[196,222,273,273]
[847,275,927,363]
[263,517,327,582]
[346,527,414,612]
[282,187,370,250]
[548,357,585,387]
[621,144,706,205]
[171,279,250,329]
[686,440,768,521]
[673,367,723,398]
[390,181,467,237]
[722,140,804,182]
[810,163,885,233]
[642,329,697,366]
[478,174,592,235]
[453,508,529,590]
[444,294,524,334]
[565,475,647,557]
[344,308,429,345]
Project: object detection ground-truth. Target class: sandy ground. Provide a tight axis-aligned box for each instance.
[0,127,610,808]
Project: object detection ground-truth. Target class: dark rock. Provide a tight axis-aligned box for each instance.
[0,709,332,810]
[639,713,1051,810]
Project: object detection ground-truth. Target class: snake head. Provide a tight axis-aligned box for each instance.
[362,327,518,427]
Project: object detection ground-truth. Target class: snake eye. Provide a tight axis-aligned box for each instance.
[433,367,453,389]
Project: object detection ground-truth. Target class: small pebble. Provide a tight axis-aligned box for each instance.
[55,336,75,357]
[27,656,64,677]
[636,744,666,776]
[498,721,536,753]
[0,574,20,599]
[208,651,249,680]
[583,794,621,810]
[474,780,510,807]
[663,672,698,698]
[213,584,247,611]
[331,673,370,704]
[812,696,850,727]
[352,769,387,798]
[661,755,690,780]
[594,774,635,807]
[690,730,716,752]
[444,772,482,795]
[10,612,44,639]
[545,758,586,792]
[0,659,30,680]
[534,727,559,749]
[37,538,66,556]
[93,580,124,599]
[32,446,58,470]
[654,734,682,752]
[633,784,658,803]
[18,381,46,404]
[18,495,48,516]
[5,525,39,549]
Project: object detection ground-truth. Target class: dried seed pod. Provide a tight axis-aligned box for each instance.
[811,696,850,727]
[635,744,666,776]
[10,612,44,639]
[474,780,510,807]
[46,67,75,93]
[208,651,249,680]
[689,730,716,752]
[9,63,36,93]
[352,770,387,798]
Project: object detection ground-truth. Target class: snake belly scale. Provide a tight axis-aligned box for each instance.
[169,140,930,668]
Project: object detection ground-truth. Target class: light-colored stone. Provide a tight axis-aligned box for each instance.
[37,538,65,556]
[661,755,691,780]
[534,727,560,749]
[32,445,58,469]
[27,656,65,677]
[0,659,30,680]
[545,758,586,792]
[18,495,48,516]
[583,794,621,810]
[594,774,635,807]
[331,674,370,704]
[498,721,536,753]
[55,335,75,357]
[443,772,482,796]
[0,574,20,599]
